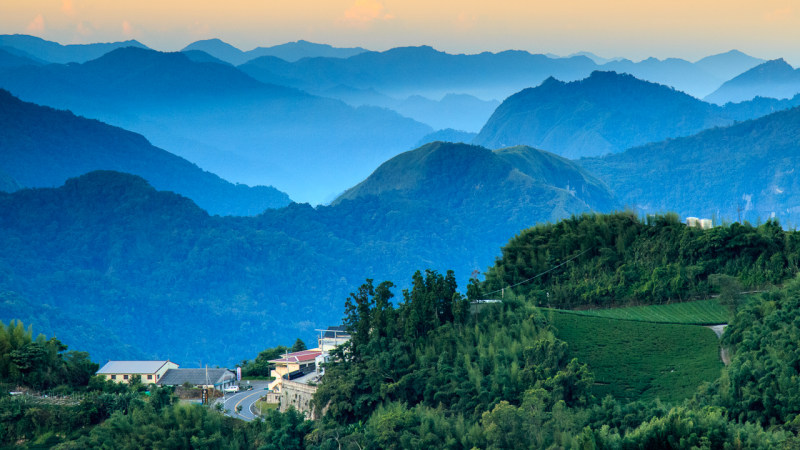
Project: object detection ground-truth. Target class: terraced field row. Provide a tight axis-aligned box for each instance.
[549,299,729,324]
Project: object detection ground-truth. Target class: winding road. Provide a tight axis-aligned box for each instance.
[219,381,270,422]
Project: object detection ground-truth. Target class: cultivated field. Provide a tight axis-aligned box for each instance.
[550,299,729,324]
[548,311,724,403]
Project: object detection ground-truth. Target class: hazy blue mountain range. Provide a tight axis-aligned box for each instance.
[415,129,477,147]
[239,45,600,100]
[705,59,800,104]
[390,94,500,132]
[0,34,149,63]
[473,71,800,159]
[473,72,729,158]
[316,86,498,132]
[694,49,766,82]
[579,106,800,225]
[239,45,764,101]
[0,47,43,69]
[601,50,764,98]
[0,89,291,215]
[182,38,368,65]
[0,143,617,364]
[0,47,432,204]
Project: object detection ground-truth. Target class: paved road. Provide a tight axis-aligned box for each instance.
[219,381,270,422]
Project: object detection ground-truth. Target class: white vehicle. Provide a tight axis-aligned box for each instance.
[223,385,240,393]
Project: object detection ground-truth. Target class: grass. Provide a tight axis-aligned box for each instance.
[548,311,724,403]
[549,299,729,325]
[255,399,279,415]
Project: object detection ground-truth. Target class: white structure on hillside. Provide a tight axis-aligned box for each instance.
[686,217,713,230]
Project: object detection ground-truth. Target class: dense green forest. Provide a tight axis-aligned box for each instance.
[4,213,800,447]
[302,269,800,448]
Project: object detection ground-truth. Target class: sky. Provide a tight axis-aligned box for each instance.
[3,0,800,64]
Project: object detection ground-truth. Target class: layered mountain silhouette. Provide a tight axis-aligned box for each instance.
[0,47,432,204]
[601,50,763,98]
[473,72,730,158]
[705,59,800,104]
[0,34,149,63]
[694,50,766,82]
[0,143,617,363]
[580,106,800,225]
[0,46,43,69]
[182,38,368,65]
[0,89,290,215]
[240,45,764,101]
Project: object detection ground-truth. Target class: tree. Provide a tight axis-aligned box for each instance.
[291,338,307,353]
[710,274,743,315]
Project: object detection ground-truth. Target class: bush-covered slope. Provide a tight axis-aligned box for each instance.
[481,212,799,308]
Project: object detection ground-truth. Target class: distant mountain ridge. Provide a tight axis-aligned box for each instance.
[0,47,43,69]
[0,46,432,204]
[240,45,764,100]
[0,34,149,63]
[579,105,800,224]
[705,59,800,104]
[473,71,729,158]
[182,38,368,65]
[0,89,291,215]
[473,70,800,159]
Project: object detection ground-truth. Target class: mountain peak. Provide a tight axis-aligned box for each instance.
[704,57,800,104]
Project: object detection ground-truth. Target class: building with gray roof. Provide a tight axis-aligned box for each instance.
[157,368,236,391]
[96,360,178,384]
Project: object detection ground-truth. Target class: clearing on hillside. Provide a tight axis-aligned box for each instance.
[548,311,723,403]
[550,299,729,324]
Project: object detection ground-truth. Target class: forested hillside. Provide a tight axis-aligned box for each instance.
[481,212,797,308]
[580,105,800,225]
[0,141,615,364]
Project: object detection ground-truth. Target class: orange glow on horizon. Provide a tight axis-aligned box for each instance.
[2,0,799,64]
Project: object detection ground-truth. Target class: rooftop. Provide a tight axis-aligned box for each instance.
[268,349,322,364]
[97,360,175,374]
[157,368,234,386]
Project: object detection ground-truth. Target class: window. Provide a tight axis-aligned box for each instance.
[111,375,116,380]
[147,375,153,380]
[123,374,129,380]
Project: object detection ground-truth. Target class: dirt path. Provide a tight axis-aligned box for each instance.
[707,324,730,365]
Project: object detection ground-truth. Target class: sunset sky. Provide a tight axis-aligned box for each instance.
[4,0,800,64]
